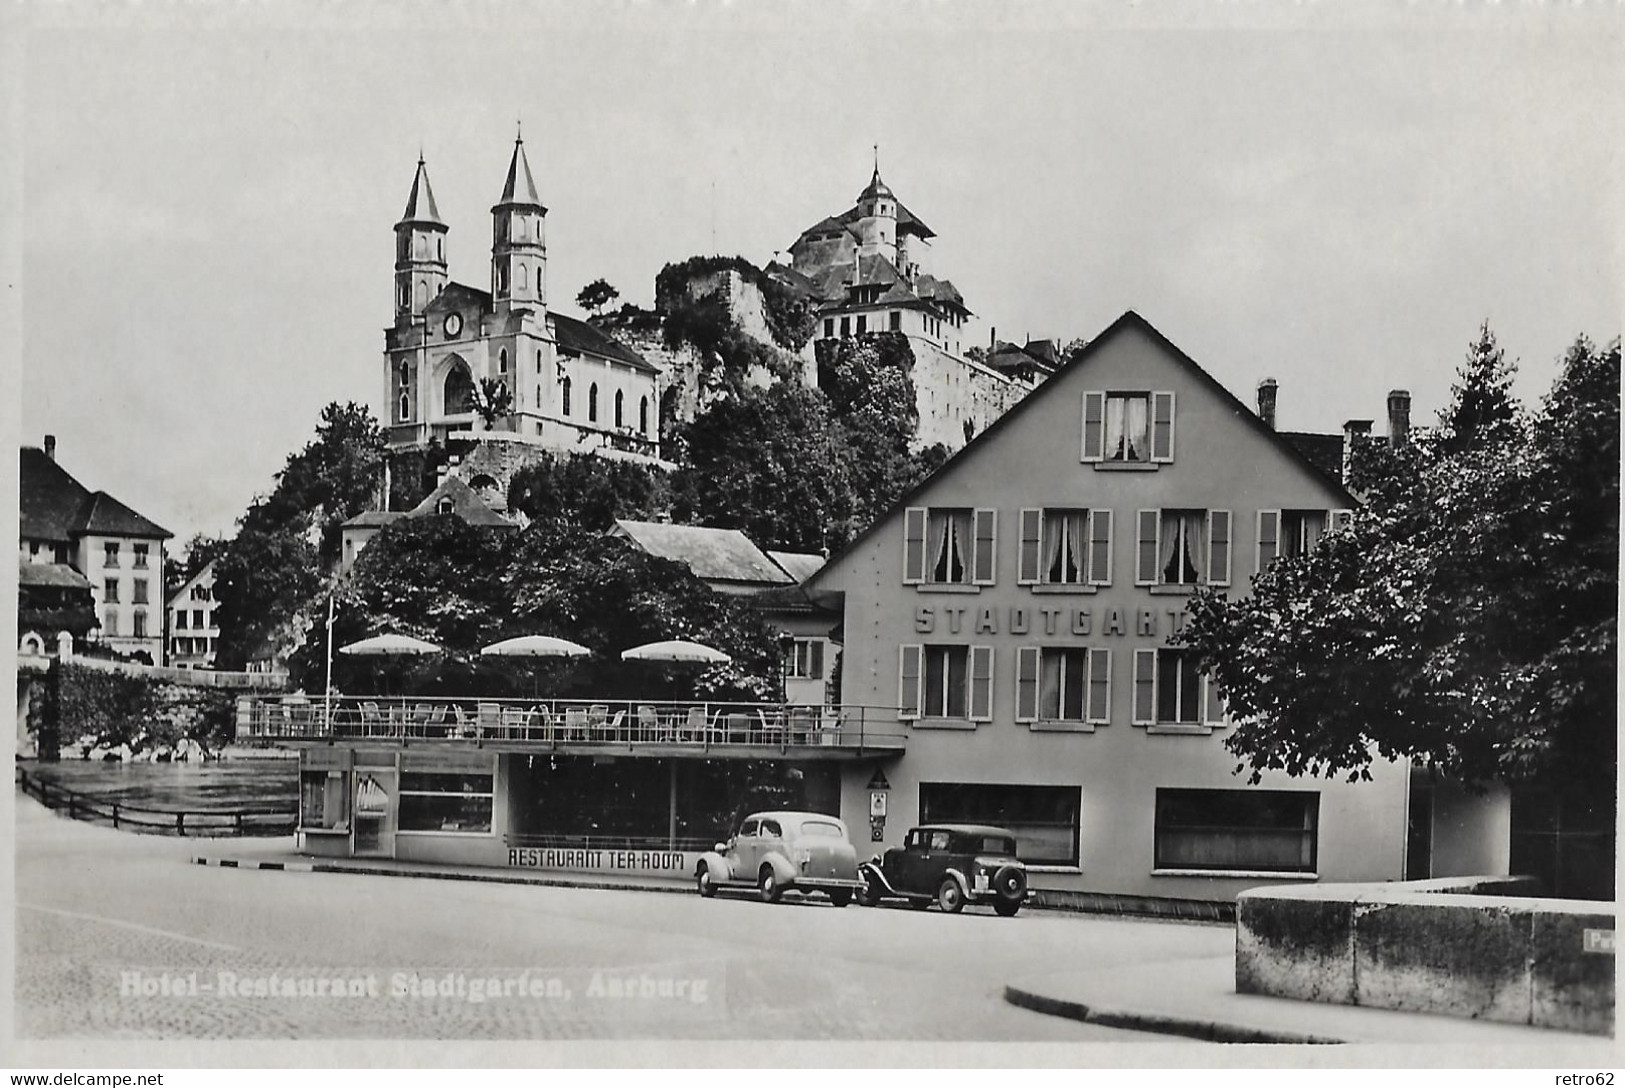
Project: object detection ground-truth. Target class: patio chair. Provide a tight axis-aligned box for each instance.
[477,701,501,738]
[788,706,817,744]
[410,703,433,738]
[451,704,477,739]
[563,706,588,741]
[501,705,528,740]
[526,704,552,742]
[683,706,707,743]
[636,704,660,742]
[426,704,450,738]
[360,701,383,735]
[723,712,752,744]
[759,710,787,747]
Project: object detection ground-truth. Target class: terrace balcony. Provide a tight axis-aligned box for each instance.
[236,695,906,760]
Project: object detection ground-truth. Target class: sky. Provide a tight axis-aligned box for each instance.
[7,2,1622,548]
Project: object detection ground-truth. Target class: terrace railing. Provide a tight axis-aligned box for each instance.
[16,766,297,837]
[236,695,907,755]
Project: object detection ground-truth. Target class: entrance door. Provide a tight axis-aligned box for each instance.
[353,769,396,858]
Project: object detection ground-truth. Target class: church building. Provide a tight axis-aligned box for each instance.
[384,136,662,476]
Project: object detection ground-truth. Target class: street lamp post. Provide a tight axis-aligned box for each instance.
[323,594,336,731]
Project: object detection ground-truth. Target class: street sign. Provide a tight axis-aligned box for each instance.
[1583,929,1615,954]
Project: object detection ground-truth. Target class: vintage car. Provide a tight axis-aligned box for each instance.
[695,811,864,905]
[857,823,1031,916]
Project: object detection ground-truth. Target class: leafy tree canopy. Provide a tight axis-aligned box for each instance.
[1179,331,1619,804]
[575,278,620,317]
[506,451,670,530]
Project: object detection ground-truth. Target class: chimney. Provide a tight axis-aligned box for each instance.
[44,434,56,461]
[1387,390,1412,449]
[990,326,996,349]
[1256,379,1278,430]
[1341,419,1373,485]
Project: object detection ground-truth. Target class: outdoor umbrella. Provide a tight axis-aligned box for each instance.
[619,639,732,664]
[338,633,442,697]
[480,634,592,697]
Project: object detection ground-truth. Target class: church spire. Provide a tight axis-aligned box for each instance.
[393,154,448,323]
[491,127,548,312]
[399,154,444,226]
[496,127,544,210]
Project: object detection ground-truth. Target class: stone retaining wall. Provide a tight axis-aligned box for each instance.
[1236,876,1615,1035]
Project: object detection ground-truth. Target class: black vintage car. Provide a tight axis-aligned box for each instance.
[857,823,1031,916]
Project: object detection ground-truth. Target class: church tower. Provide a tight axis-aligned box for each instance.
[394,156,449,324]
[854,155,898,268]
[491,132,547,313]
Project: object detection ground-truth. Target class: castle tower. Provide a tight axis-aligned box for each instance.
[393,156,449,324]
[854,154,898,267]
[491,132,548,313]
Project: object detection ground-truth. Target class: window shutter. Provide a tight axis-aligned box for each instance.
[1257,509,1281,572]
[1330,508,1354,534]
[1135,509,1160,586]
[1132,649,1157,726]
[1087,509,1113,586]
[903,507,927,585]
[1151,391,1176,463]
[1087,648,1111,724]
[972,508,997,585]
[1202,674,1227,727]
[1207,509,1232,587]
[809,640,825,680]
[1015,647,1039,723]
[898,644,923,719]
[969,645,994,722]
[1018,508,1042,585]
[1081,392,1105,462]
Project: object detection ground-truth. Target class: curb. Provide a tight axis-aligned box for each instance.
[1001,982,1345,1045]
[190,855,693,897]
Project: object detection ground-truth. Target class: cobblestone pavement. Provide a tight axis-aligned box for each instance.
[16,796,1229,1041]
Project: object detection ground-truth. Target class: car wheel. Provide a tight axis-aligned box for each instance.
[994,899,1021,917]
[937,878,965,914]
[828,888,851,908]
[696,863,716,899]
[857,873,882,907]
[758,866,783,904]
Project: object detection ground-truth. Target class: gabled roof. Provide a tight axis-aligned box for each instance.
[495,136,545,210]
[916,274,966,311]
[20,447,91,543]
[409,476,516,528]
[341,510,407,529]
[807,310,1358,590]
[1280,431,1346,485]
[551,312,656,373]
[398,157,444,227]
[165,559,216,608]
[19,446,169,542]
[18,562,92,590]
[611,520,793,587]
[767,550,825,583]
[425,281,493,315]
[80,492,171,539]
[834,196,935,239]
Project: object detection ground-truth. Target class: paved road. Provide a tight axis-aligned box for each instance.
[16,795,1228,1041]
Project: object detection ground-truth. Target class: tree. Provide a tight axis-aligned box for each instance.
[1178,334,1619,807]
[506,451,669,530]
[165,533,229,594]
[675,383,854,553]
[576,278,620,317]
[1438,322,1520,454]
[472,377,515,430]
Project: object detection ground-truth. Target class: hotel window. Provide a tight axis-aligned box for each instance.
[176,610,188,629]
[1135,509,1231,588]
[300,770,348,831]
[898,644,994,722]
[398,771,494,833]
[103,578,119,603]
[193,609,204,628]
[920,782,1080,866]
[104,542,120,567]
[1133,648,1227,730]
[857,315,868,335]
[902,507,996,586]
[889,311,901,331]
[1154,788,1319,874]
[132,580,149,605]
[133,543,149,569]
[133,610,147,638]
[1257,509,1350,570]
[823,318,834,338]
[788,637,825,680]
[103,608,119,636]
[1017,508,1111,586]
[840,317,851,337]
[1016,647,1111,725]
[1081,391,1175,464]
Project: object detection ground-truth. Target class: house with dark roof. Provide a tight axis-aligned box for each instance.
[166,560,220,670]
[769,159,1045,450]
[383,135,663,509]
[800,310,1491,905]
[19,435,171,663]
[339,475,516,573]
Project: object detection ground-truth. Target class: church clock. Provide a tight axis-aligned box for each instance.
[443,313,462,338]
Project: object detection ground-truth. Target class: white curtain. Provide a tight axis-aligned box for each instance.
[1161,512,1206,584]
[1123,396,1148,461]
[1042,514,1065,582]
[929,513,951,582]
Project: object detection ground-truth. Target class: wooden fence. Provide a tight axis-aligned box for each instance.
[16,766,296,837]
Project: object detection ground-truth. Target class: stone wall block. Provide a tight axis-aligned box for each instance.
[1353,898,1533,1023]
[1235,894,1354,1003]
[1530,909,1617,1035]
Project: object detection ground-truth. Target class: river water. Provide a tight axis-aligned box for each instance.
[20,755,298,811]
